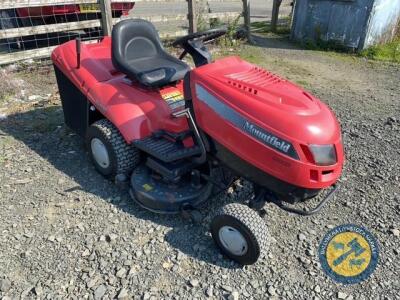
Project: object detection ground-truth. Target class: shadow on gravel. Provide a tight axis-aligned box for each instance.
[0,106,242,269]
[246,19,301,51]
[250,34,300,51]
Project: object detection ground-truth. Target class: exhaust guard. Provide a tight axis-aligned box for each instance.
[269,184,339,216]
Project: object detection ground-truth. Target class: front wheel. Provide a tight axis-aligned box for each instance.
[210,203,268,265]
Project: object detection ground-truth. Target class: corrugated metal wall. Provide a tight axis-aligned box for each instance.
[291,0,400,50]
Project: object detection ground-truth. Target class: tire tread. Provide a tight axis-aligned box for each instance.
[213,203,268,261]
[90,119,140,176]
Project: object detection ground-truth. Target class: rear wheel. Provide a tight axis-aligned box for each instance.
[86,119,140,179]
[211,203,268,265]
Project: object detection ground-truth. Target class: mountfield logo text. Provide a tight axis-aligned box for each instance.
[243,121,291,153]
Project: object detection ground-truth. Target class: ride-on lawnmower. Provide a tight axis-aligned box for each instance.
[52,19,344,265]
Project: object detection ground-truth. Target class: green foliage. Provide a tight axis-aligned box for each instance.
[360,38,400,63]
[219,15,242,47]
[301,23,400,62]
[303,38,351,53]
[194,1,246,47]
[209,17,223,29]
[300,24,355,52]
[196,0,211,32]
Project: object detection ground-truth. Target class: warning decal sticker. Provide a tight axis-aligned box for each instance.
[161,91,185,110]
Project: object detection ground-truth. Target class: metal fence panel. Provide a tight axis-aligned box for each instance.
[0,0,242,65]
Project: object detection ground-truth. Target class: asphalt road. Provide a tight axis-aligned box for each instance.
[131,0,293,32]
[132,0,292,17]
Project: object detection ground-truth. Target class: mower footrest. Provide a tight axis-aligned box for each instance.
[146,157,197,181]
[134,136,201,163]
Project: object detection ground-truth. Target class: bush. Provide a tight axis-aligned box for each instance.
[360,39,400,63]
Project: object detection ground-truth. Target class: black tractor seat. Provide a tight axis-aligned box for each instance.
[112,19,190,88]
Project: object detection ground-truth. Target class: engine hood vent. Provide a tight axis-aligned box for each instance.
[225,67,283,94]
[200,56,321,116]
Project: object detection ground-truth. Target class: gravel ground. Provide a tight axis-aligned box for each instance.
[0,36,399,300]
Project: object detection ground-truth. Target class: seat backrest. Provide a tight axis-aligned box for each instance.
[112,19,163,76]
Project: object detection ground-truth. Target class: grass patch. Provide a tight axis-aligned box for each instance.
[295,80,310,88]
[301,36,353,53]
[301,33,400,64]
[232,47,266,65]
[250,18,292,36]
[0,135,15,146]
[215,45,267,66]
[360,38,400,63]
[215,44,308,73]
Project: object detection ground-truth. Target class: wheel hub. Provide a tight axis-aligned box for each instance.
[218,226,248,256]
[91,138,110,168]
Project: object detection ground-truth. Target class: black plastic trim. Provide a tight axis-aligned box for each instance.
[133,133,202,163]
[211,140,320,203]
[54,65,89,137]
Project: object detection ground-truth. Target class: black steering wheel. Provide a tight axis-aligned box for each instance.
[172,27,227,48]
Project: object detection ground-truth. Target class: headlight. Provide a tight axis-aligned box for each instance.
[309,144,337,166]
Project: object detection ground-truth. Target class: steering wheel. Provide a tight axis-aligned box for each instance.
[172,27,227,48]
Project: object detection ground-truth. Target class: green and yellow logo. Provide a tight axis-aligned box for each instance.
[319,224,379,284]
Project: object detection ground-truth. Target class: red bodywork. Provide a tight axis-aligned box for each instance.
[16,3,134,18]
[51,38,343,190]
[52,37,190,143]
[190,57,344,190]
